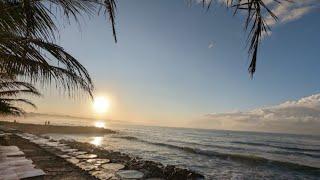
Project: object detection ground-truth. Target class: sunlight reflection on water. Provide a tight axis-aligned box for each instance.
[90,136,103,146]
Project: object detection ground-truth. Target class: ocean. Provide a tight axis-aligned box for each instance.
[12,116,320,179]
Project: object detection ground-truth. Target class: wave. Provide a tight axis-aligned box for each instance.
[174,140,320,158]
[116,135,319,158]
[115,135,139,140]
[116,135,245,151]
[232,141,320,153]
[113,135,320,172]
[272,150,320,159]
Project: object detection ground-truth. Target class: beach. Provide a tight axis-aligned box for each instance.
[0,121,204,180]
[1,0,319,179]
[0,121,115,135]
[1,119,320,179]
[1,133,96,180]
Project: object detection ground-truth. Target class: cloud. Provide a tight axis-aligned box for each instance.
[195,0,317,27]
[193,94,320,135]
[208,42,214,49]
[280,6,312,23]
[260,0,317,27]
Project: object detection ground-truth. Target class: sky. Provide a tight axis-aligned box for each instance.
[26,0,320,134]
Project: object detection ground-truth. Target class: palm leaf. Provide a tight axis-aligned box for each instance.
[0,98,37,108]
[0,0,117,41]
[200,0,282,76]
[0,101,25,116]
[0,79,40,116]
[0,89,41,96]
[0,0,118,98]
[0,31,93,97]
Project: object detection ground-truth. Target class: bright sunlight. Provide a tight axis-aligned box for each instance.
[92,96,110,114]
[94,121,106,128]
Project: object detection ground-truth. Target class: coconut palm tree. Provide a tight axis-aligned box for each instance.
[0,73,41,116]
[0,0,117,97]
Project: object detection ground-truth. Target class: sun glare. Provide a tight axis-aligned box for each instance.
[94,121,106,128]
[93,96,110,114]
[90,136,103,146]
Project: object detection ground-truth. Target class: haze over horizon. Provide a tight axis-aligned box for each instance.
[22,0,320,135]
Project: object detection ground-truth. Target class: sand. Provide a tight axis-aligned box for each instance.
[0,121,115,135]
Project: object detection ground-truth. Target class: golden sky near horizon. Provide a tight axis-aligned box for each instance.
[23,89,191,128]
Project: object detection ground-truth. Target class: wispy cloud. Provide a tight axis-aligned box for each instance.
[193,94,320,135]
[194,0,317,27]
[208,41,214,49]
[264,0,317,27]
[280,6,312,23]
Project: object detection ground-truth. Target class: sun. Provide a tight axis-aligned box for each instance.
[92,96,110,114]
[94,121,106,128]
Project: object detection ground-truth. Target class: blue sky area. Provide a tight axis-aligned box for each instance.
[32,0,320,133]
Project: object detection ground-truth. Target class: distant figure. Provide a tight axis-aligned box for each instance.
[48,121,50,125]
[45,121,47,125]
[13,120,17,123]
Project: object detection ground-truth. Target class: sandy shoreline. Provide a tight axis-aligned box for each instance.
[0,121,116,135]
[0,121,205,179]
[1,134,96,180]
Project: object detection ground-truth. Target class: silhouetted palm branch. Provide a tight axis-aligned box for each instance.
[199,0,281,76]
[0,0,117,41]
[49,0,117,42]
[0,0,118,97]
[0,78,41,116]
[0,101,25,115]
[0,32,93,96]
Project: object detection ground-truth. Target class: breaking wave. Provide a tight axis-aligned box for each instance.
[114,135,320,172]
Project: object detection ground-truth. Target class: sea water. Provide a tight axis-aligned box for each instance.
[12,117,320,179]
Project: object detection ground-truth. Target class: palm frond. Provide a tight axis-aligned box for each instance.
[46,0,118,42]
[0,0,117,42]
[0,89,40,96]
[0,81,39,92]
[0,80,41,97]
[0,0,57,41]
[200,0,281,76]
[0,79,40,116]
[0,98,37,108]
[0,101,25,116]
[0,0,119,98]
[103,0,117,42]
[0,31,93,97]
